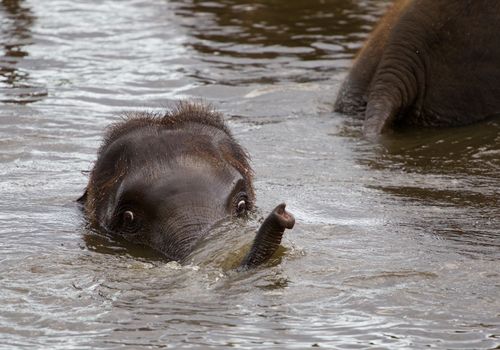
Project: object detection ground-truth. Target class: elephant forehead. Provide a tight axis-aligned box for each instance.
[127,153,242,185]
[118,162,242,207]
[151,132,220,156]
[120,133,241,174]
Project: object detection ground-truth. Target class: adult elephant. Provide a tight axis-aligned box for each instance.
[334,0,500,136]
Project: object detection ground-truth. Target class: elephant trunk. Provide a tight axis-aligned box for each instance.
[239,203,295,270]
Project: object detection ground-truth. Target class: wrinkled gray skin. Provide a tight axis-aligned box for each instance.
[79,103,294,269]
[335,0,500,137]
[240,203,295,270]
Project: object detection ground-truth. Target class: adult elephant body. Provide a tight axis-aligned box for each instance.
[335,0,500,136]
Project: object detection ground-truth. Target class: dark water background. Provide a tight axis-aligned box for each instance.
[1,0,499,348]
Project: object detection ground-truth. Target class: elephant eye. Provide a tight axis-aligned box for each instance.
[119,210,141,234]
[123,210,135,225]
[237,199,247,215]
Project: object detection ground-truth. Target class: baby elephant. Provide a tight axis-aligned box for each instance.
[335,0,500,136]
[79,102,294,269]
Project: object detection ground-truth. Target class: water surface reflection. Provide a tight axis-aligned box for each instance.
[0,0,498,349]
[0,0,47,103]
[173,0,387,84]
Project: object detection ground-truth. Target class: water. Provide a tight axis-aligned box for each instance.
[1,0,499,348]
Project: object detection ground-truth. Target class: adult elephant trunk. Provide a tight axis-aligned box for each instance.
[239,203,295,270]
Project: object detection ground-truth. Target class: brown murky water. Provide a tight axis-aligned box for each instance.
[1,0,499,348]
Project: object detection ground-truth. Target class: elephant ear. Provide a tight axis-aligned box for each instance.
[77,188,88,204]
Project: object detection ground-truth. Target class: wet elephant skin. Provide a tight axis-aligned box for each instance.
[79,102,257,262]
[335,0,500,136]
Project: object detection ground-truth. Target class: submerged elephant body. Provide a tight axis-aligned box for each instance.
[80,102,294,268]
[335,0,500,136]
